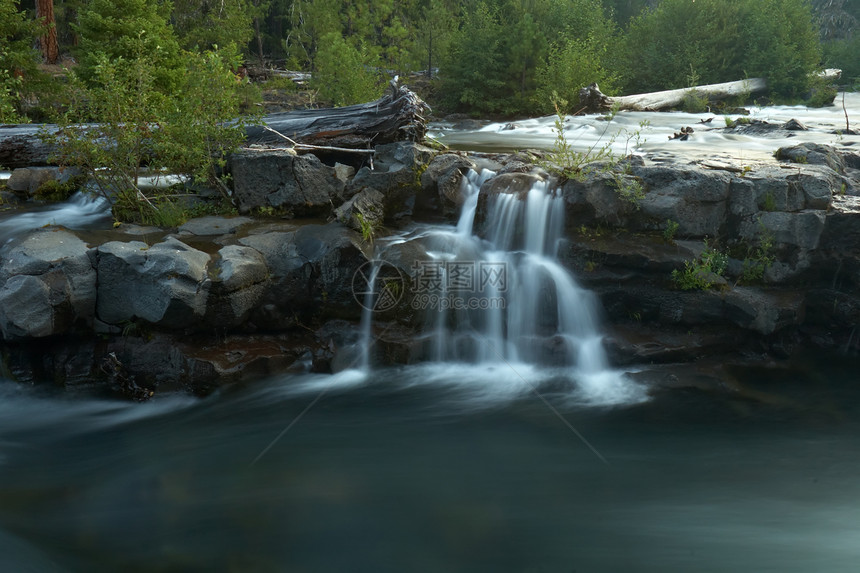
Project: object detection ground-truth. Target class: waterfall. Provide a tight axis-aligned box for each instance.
[362,168,639,403]
[424,170,612,374]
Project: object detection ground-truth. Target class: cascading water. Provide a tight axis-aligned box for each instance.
[421,170,611,372]
[372,167,642,404]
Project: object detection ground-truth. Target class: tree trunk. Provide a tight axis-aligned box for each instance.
[36,0,59,64]
[0,87,431,168]
[578,78,768,113]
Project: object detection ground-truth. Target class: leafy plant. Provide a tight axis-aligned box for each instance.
[672,239,729,290]
[46,46,252,226]
[355,212,378,243]
[310,32,382,107]
[739,222,775,284]
[663,219,680,242]
[543,95,648,208]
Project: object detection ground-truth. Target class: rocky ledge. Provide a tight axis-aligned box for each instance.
[1,140,860,398]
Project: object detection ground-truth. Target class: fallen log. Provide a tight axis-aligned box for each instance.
[578,78,768,114]
[0,86,430,169]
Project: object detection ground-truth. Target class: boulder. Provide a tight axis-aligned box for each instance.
[632,165,731,236]
[229,148,344,216]
[420,153,476,216]
[205,245,270,328]
[774,143,846,174]
[96,237,211,328]
[347,142,436,224]
[0,229,96,339]
[333,188,385,235]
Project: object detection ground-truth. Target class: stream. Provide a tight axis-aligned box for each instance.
[2,94,860,572]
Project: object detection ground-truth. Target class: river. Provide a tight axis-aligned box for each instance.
[2,94,860,572]
[2,354,860,572]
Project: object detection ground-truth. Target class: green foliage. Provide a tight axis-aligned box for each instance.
[310,32,382,107]
[823,35,860,87]
[0,0,41,121]
[663,219,679,242]
[543,96,648,208]
[172,0,256,53]
[621,0,821,101]
[355,212,376,243]
[442,0,616,116]
[75,0,183,91]
[762,191,777,211]
[0,53,24,123]
[739,223,775,284]
[533,36,619,115]
[47,47,251,225]
[34,175,86,202]
[672,240,728,290]
[542,95,614,180]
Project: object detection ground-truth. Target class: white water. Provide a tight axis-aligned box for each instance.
[0,191,111,243]
[367,169,643,406]
[430,92,860,164]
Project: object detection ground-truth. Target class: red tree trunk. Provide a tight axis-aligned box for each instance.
[36,0,59,64]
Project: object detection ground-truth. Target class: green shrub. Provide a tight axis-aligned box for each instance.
[310,32,382,107]
[621,0,821,101]
[47,47,251,225]
[74,0,183,92]
[34,175,86,202]
[533,36,619,115]
[672,240,728,290]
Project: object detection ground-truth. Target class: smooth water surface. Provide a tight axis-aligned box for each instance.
[2,356,860,572]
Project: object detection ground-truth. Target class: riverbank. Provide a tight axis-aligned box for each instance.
[1,124,859,398]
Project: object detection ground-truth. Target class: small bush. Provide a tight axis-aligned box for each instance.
[672,240,728,290]
[311,32,382,107]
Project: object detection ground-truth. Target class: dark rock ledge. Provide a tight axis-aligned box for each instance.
[2,141,860,398]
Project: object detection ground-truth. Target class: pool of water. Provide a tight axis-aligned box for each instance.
[1,354,859,572]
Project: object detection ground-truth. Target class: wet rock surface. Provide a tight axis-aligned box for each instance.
[3,140,860,396]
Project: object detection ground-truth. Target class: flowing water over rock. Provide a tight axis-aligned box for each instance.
[0,191,111,244]
[431,92,860,164]
[357,168,645,406]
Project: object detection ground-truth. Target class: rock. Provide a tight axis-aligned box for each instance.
[632,165,731,236]
[96,237,211,328]
[562,171,631,227]
[0,229,96,339]
[420,153,476,216]
[239,223,369,324]
[0,275,54,338]
[346,142,436,224]
[5,166,80,196]
[753,210,826,250]
[723,288,803,334]
[205,245,269,328]
[774,143,846,174]
[177,216,253,236]
[333,162,356,183]
[782,119,807,131]
[229,148,345,216]
[334,188,385,235]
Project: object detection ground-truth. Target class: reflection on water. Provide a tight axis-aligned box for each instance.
[430,92,860,164]
[1,356,860,572]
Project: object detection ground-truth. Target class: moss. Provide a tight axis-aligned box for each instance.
[33,175,86,202]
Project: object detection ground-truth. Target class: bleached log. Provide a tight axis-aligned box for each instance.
[578,78,768,113]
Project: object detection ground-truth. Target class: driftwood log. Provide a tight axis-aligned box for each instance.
[578,78,768,114]
[0,86,430,169]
